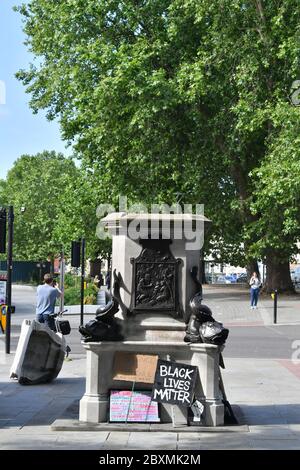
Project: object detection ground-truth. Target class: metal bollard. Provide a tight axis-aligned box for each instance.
[272,289,278,324]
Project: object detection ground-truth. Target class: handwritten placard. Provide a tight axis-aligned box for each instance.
[151,359,198,407]
[109,390,160,422]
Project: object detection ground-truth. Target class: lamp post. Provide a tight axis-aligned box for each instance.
[71,238,85,327]
[5,206,14,354]
[272,289,278,324]
[80,238,85,327]
[59,249,65,314]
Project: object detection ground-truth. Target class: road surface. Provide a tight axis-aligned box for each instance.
[1,284,300,358]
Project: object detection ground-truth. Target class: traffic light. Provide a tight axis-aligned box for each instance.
[71,240,81,267]
[0,207,7,253]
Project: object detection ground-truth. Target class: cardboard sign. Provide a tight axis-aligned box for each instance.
[151,359,198,407]
[112,352,158,384]
[109,390,160,422]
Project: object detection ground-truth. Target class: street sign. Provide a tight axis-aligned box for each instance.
[0,274,8,332]
[54,258,60,274]
[0,279,6,304]
[0,270,7,281]
[0,305,6,333]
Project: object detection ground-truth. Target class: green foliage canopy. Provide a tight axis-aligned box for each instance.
[14,0,300,273]
[0,151,111,261]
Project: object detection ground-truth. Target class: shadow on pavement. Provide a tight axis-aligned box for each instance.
[239,404,300,425]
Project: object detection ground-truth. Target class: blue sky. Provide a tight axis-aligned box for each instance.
[0,1,71,180]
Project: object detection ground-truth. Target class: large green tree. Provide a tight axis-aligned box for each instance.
[1,151,112,265]
[15,0,300,291]
[249,103,300,291]
[1,151,79,262]
[54,164,112,262]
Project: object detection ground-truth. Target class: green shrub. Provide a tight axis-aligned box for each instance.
[63,273,78,288]
[85,284,98,296]
[64,286,81,305]
[84,294,96,305]
[63,282,98,305]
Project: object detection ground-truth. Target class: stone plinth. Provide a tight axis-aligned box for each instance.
[101,212,210,322]
[81,211,225,428]
[79,341,224,427]
[124,314,186,341]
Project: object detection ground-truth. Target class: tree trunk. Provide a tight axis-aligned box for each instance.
[246,259,259,280]
[265,255,294,294]
[89,258,102,278]
[49,256,54,276]
[200,258,207,284]
[107,253,111,272]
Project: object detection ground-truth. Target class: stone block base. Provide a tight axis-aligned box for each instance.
[79,341,224,427]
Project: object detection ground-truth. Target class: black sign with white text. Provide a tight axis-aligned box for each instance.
[151,359,198,407]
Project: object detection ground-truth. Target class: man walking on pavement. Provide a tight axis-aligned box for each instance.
[36,273,62,331]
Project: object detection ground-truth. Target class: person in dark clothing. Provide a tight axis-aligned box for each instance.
[94,274,104,289]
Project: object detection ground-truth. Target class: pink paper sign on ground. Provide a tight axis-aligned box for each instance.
[109,390,160,422]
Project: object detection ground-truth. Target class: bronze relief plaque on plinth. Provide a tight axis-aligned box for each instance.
[130,239,181,317]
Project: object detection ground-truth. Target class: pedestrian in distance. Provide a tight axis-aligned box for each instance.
[94,274,104,289]
[249,271,261,309]
[36,273,62,331]
[99,273,104,287]
[93,275,100,289]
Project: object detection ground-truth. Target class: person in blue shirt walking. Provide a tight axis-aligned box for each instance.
[249,272,261,309]
[36,273,62,331]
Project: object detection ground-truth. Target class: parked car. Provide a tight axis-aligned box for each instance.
[205,273,213,284]
[225,274,237,283]
[215,274,227,284]
[214,274,236,284]
[292,267,300,285]
[237,273,248,283]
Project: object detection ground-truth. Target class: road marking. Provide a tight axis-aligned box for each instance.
[265,325,285,336]
[277,359,300,379]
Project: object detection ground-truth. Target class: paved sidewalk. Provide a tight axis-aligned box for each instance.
[203,284,300,326]
[0,284,300,450]
[1,350,300,449]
